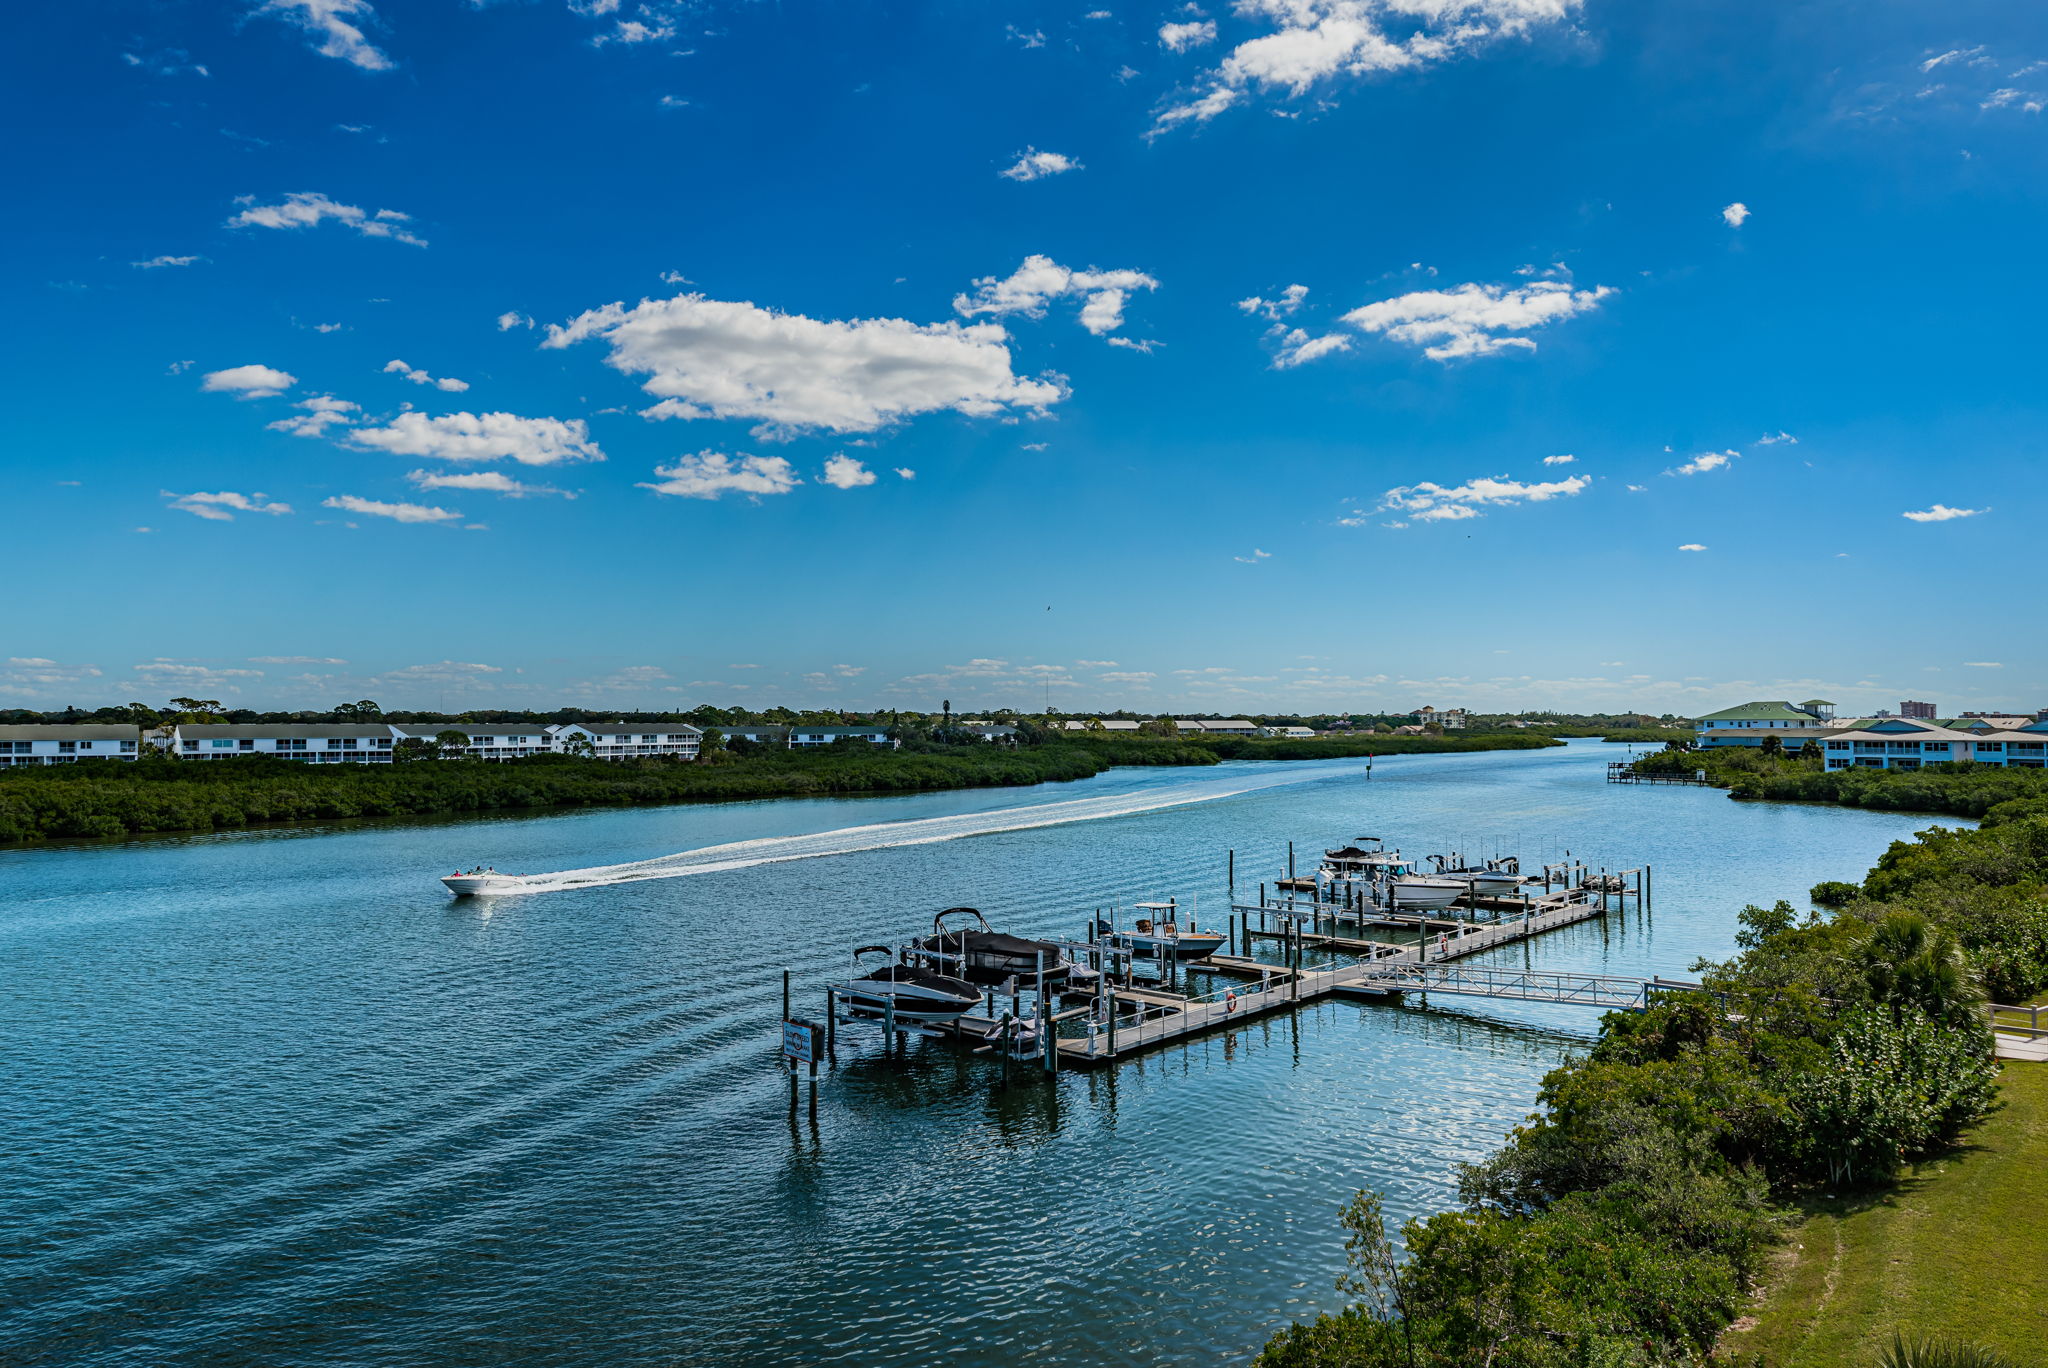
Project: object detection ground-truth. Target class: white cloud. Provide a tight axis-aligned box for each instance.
[1076,659,1119,667]
[226,192,425,246]
[1000,148,1083,181]
[1238,284,1308,319]
[267,395,360,436]
[595,18,672,44]
[201,363,296,398]
[1233,548,1272,563]
[1922,46,1987,73]
[639,451,801,501]
[894,467,916,479]
[545,292,1064,434]
[406,469,570,498]
[497,311,534,331]
[1370,473,1590,524]
[1152,0,1580,134]
[346,411,604,466]
[1965,661,2002,668]
[383,358,470,392]
[1755,430,1797,445]
[1342,280,1614,361]
[1981,88,2044,112]
[1667,449,1736,476]
[954,254,1159,337]
[163,490,294,521]
[1721,201,1750,227]
[1542,453,1576,465]
[1677,543,1708,552]
[250,656,347,664]
[821,454,878,489]
[1160,19,1218,50]
[254,0,393,71]
[1272,328,1350,367]
[657,94,691,109]
[133,254,202,269]
[1901,503,1988,522]
[1007,25,1047,47]
[322,494,462,523]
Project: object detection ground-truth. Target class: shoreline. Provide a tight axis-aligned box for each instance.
[0,733,1560,852]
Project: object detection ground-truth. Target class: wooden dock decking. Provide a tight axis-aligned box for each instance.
[1047,892,1621,1067]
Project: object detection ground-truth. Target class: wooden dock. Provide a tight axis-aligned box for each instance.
[1047,892,1624,1067]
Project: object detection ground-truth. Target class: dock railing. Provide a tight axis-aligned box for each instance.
[1989,1002,2048,1039]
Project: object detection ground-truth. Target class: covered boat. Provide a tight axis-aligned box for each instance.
[1426,853,1523,895]
[910,908,1069,986]
[837,948,982,1024]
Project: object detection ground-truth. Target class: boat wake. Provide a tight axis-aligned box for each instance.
[503,764,1351,894]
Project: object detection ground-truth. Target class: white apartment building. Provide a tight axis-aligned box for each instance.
[178,723,399,761]
[0,724,146,766]
[1413,707,1468,729]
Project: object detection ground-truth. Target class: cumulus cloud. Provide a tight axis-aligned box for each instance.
[406,469,571,498]
[322,494,462,523]
[1677,543,1708,552]
[226,191,425,246]
[894,467,916,479]
[497,311,534,331]
[1542,454,1576,465]
[638,451,801,501]
[383,358,469,392]
[201,363,296,398]
[133,254,202,269]
[266,395,360,436]
[1667,450,1736,476]
[346,411,604,465]
[1902,503,1988,522]
[821,454,878,489]
[1981,88,2045,112]
[1755,431,1797,445]
[163,490,294,521]
[1000,148,1082,181]
[1152,0,1580,134]
[1367,473,1590,524]
[253,0,393,71]
[1722,201,1750,227]
[954,254,1160,336]
[1238,284,1308,319]
[1159,19,1218,50]
[544,292,1064,435]
[249,656,347,664]
[1272,328,1350,368]
[1965,661,2002,668]
[1233,548,1272,563]
[1342,280,1614,360]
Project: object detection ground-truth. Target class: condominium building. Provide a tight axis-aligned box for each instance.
[1899,700,1937,720]
[179,723,399,762]
[1694,700,1840,749]
[1821,716,2048,770]
[1413,707,1468,729]
[0,724,146,766]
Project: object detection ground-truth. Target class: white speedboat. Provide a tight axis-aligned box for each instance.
[1387,875,1467,909]
[1093,902,1226,961]
[1425,854,1524,896]
[442,868,525,896]
[837,948,983,1024]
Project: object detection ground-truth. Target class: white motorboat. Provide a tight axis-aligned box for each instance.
[1092,902,1226,961]
[1425,854,1524,896]
[1386,875,1467,909]
[837,947,982,1024]
[442,868,525,897]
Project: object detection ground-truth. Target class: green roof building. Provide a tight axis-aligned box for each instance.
[1695,700,1839,748]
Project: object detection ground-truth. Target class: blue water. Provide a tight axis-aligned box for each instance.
[0,742,1947,1367]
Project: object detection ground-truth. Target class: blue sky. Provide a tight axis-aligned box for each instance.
[6,0,2046,716]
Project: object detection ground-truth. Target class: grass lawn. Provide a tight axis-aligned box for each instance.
[1720,1062,2048,1363]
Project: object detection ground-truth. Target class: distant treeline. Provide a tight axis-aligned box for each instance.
[1259,755,2048,1366]
[0,731,1557,847]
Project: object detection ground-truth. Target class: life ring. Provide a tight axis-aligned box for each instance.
[1224,989,1238,1015]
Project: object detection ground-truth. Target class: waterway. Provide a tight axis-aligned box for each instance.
[0,742,1947,1367]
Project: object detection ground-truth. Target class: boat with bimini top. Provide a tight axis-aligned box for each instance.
[1092,900,1226,960]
